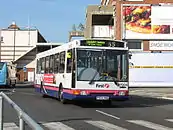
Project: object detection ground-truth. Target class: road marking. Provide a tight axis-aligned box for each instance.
[159,97,173,100]
[96,110,120,120]
[42,122,75,130]
[85,120,127,130]
[4,123,18,130]
[165,119,173,122]
[127,120,172,130]
[130,90,145,93]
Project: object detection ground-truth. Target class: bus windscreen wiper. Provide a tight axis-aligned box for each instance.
[89,51,103,85]
[89,66,101,85]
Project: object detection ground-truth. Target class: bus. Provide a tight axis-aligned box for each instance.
[0,62,17,87]
[34,39,129,105]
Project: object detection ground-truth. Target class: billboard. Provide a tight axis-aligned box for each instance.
[149,41,173,50]
[122,4,173,40]
[129,52,173,87]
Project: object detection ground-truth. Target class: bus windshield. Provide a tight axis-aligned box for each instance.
[76,48,128,82]
[0,63,4,70]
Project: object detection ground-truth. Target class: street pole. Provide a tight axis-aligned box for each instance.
[13,29,16,61]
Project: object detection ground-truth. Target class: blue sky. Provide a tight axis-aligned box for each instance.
[0,0,100,43]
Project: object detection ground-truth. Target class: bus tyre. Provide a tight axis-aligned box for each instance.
[59,88,67,104]
[40,81,48,98]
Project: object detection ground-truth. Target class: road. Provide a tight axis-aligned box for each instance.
[1,87,173,130]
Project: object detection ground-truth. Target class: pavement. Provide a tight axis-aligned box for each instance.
[0,86,173,129]
[15,81,34,88]
[130,88,173,100]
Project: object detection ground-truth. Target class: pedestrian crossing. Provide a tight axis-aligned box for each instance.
[3,118,173,130]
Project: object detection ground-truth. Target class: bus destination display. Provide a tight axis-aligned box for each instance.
[81,40,125,47]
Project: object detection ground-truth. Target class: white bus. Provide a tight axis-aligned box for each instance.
[34,39,129,105]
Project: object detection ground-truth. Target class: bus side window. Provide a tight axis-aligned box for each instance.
[45,56,50,73]
[66,49,72,73]
[54,53,60,73]
[41,57,45,73]
[49,55,54,73]
[37,59,41,74]
[59,51,65,73]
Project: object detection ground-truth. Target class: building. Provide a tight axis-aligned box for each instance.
[0,22,46,62]
[100,0,173,52]
[0,22,63,82]
[14,42,63,82]
[85,0,173,87]
[84,5,114,39]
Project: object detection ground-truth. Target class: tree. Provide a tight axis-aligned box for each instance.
[72,24,76,31]
[78,23,84,31]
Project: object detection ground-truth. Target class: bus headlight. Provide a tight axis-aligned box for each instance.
[80,91,87,95]
[119,91,125,96]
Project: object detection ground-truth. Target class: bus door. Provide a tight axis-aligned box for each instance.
[0,62,6,85]
[65,49,75,89]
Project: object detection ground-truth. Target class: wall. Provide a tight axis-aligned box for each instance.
[0,30,38,62]
[129,52,173,87]
[104,0,173,51]
[17,68,35,82]
[85,5,114,38]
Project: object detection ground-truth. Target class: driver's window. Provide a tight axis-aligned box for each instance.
[66,49,72,73]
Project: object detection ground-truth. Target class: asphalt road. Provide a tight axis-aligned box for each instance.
[1,87,173,130]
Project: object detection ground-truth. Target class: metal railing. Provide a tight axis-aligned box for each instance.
[0,92,44,130]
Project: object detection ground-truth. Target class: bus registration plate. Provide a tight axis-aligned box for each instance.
[96,96,109,100]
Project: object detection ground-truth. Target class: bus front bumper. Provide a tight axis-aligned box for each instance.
[63,92,129,101]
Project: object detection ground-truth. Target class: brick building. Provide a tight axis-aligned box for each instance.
[100,0,173,52]
[85,1,173,87]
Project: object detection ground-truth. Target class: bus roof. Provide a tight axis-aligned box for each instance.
[36,39,128,59]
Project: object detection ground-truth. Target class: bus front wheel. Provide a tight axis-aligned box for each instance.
[59,87,68,104]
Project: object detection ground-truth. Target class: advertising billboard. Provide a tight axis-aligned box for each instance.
[129,52,173,87]
[149,41,173,50]
[122,4,173,40]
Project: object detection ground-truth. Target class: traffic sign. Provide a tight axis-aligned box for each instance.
[23,66,27,72]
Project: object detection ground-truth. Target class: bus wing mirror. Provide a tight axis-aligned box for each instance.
[129,52,132,59]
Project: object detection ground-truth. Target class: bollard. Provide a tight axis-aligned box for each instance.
[19,118,24,130]
[19,111,24,130]
[0,96,3,130]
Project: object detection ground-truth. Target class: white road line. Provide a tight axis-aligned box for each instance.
[165,119,173,122]
[159,97,173,100]
[96,110,120,120]
[42,122,75,130]
[3,123,18,130]
[127,120,173,130]
[85,120,127,130]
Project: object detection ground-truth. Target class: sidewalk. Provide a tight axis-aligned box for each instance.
[129,88,173,100]
[16,81,34,88]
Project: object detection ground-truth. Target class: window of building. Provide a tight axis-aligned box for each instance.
[128,41,142,50]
